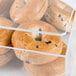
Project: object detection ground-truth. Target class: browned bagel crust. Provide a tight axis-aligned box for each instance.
[24,43,66,76]
[12,21,63,64]
[44,0,73,32]
[0,17,14,46]
[24,57,65,76]
[0,50,14,66]
[10,0,48,23]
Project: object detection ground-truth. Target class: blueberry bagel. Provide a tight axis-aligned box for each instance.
[24,57,65,76]
[45,0,73,32]
[12,21,63,65]
[24,46,66,76]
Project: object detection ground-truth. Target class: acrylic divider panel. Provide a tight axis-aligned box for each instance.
[0,24,67,56]
[0,0,75,76]
[0,19,73,75]
[66,12,76,76]
[61,0,76,10]
[44,0,74,33]
[0,22,66,76]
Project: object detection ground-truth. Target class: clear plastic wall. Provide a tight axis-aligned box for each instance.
[0,0,75,76]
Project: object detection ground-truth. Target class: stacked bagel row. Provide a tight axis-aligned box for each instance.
[0,17,14,66]
[0,0,75,76]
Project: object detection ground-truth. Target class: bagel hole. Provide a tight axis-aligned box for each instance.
[36,45,39,48]
[35,37,42,41]
[35,28,42,41]
[45,41,52,44]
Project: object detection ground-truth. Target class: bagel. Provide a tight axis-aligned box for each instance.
[0,44,13,55]
[0,48,10,55]
[70,11,76,25]
[10,0,48,23]
[0,0,14,15]
[49,0,73,14]
[12,21,63,65]
[0,17,14,46]
[24,57,65,76]
[49,0,72,11]
[61,43,67,55]
[50,0,66,9]
[44,1,73,32]
[49,0,73,17]
[24,42,66,76]
[0,50,14,66]
[24,47,66,76]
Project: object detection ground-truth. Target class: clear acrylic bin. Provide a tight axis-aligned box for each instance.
[0,0,76,76]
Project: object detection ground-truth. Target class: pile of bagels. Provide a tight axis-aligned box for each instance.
[0,0,75,76]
